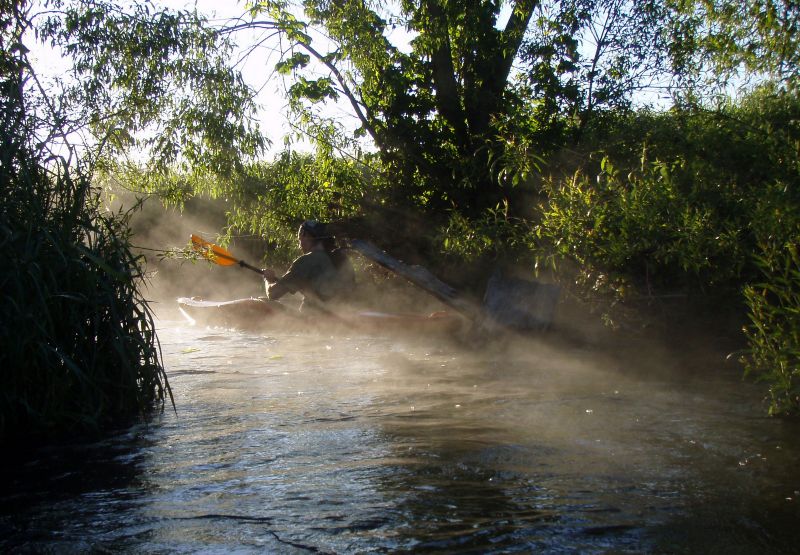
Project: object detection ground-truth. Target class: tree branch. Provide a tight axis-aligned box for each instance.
[298,40,380,146]
[470,0,538,137]
[497,0,538,86]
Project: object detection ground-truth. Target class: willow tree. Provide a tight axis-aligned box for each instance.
[242,0,681,220]
[33,0,773,250]
[37,0,266,180]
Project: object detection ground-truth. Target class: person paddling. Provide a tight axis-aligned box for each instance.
[261,220,355,312]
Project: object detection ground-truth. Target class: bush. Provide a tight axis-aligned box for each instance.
[533,85,800,414]
[536,156,743,300]
[742,244,800,416]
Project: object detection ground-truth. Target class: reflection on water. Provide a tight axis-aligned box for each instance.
[2,320,799,553]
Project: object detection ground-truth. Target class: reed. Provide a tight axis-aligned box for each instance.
[0,73,171,440]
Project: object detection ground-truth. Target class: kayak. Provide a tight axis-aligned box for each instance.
[176,297,469,336]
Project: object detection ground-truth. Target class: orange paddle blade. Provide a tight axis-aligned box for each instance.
[190,234,239,266]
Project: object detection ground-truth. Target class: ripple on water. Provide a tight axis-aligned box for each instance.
[2,323,800,553]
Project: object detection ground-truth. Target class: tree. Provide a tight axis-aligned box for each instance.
[235,1,691,220]
[667,0,800,94]
[32,0,788,254]
[239,0,540,218]
[37,0,266,179]
[520,0,676,139]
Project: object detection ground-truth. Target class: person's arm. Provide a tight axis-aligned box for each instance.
[262,257,309,301]
[262,268,291,300]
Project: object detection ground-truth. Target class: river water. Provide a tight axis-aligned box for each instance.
[2,317,799,553]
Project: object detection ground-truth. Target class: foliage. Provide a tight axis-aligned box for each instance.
[224,149,369,264]
[520,0,676,137]
[586,84,800,201]
[29,0,799,233]
[538,84,800,263]
[536,156,743,300]
[668,0,800,92]
[238,0,698,220]
[33,0,787,247]
[533,83,800,411]
[241,0,537,215]
[439,204,532,262]
[743,244,800,417]
[561,83,800,280]
[38,0,265,176]
[1,0,170,439]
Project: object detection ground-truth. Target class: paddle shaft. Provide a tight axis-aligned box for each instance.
[238,260,262,273]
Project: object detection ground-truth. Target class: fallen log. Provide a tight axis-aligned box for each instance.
[348,240,559,332]
[348,239,482,320]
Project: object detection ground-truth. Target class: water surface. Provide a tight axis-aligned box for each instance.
[2,320,799,553]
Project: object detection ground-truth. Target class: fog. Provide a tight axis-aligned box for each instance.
[118,192,460,325]
[115,187,746,393]
[112,193,265,318]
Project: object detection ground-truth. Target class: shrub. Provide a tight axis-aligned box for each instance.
[742,244,800,416]
[535,156,743,300]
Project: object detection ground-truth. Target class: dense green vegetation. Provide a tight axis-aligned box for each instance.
[1,1,171,439]
[20,0,800,416]
[744,246,800,416]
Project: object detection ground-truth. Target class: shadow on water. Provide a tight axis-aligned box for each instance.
[1,321,799,553]
[0,427,158,552]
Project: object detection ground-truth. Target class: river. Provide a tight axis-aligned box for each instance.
[2,317,799,553]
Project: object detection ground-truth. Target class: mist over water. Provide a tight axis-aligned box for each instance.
[2,311,799,552]
[2,195,797,552]
[126,192,459,317]
[120,193,270,307]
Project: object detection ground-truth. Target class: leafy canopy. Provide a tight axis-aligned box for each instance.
[38,0,266,179]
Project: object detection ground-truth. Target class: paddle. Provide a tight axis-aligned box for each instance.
[190,234,262,274]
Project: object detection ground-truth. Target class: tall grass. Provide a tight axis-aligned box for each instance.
[1,29,171,439]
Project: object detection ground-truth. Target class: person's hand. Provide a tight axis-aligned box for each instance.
[261,268,277,282]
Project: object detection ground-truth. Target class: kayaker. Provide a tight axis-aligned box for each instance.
[261,220,355,311]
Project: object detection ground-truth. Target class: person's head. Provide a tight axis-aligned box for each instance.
[297,220,332,253]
